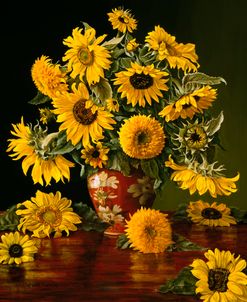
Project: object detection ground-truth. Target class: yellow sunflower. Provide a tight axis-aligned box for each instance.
[186,200,237,227]
[39,108,56,124]
[165,156,240,198]
[145,25,199,72]
[107,8,137,33]
[105,98,120,112]
[16,190,82,238]
[125,207,173,253]
[52,83,116,147]
[113,62,169,107]
[6,117,75,186]
[119,115,165,159]
[31,55,68,99]
[126,38,139,52]
[159,86,217,122]
[191,248,247,301]
[0,231,39,265]
[81,142,110,168]
[62,27,111,85]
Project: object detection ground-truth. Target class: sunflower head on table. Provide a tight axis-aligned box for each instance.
[7,7,239,200]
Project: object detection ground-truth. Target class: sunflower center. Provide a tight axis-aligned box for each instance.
[73,100,97,125]
[118,15,129,24]
[38,207,62,226]
[136,131,150,145]
[130,73,153,89]
[9,244,23,258]
[208,268,229,292]
[145,226,157,238]
[78,47,93,65]
[201,208,222,219]
[92,150,100,158]
[186,127,207,149]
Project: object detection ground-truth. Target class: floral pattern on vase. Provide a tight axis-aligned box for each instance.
[87,169,155,235]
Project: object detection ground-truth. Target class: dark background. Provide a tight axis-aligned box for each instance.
[2,0,247,210]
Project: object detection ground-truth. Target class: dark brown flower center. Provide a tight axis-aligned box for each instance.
[130,73,153,89]
[208,268,229,292]
[145,226,157,238]
[136,131,150,145]
[92,150,100,158]
[118,16,129,24]
[9,244,23,258]
[201,208,222,219]
[73,100,97,125]
[78,47,93,66]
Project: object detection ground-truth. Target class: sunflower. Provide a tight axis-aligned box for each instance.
[81,142,110,168]
[186,200,237,227]
[113,62,169,107]
[119,115,165,159]
[6,117,75,186]
[145,25,199,72]
[0,231,39,265]
[125,207,173,253]
[159,86,217,122]
[191,248,247,301]
[39,108,56,124]
[31,55,68,99]
[105,98,119,112]
[16,190,82,238]
[52,83,116,147]
[165,155,240,198]
[126,38,139,52]
[107,8,137,33]
[62,27,111,85]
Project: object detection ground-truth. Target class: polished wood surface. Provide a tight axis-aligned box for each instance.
[0,216,246,302]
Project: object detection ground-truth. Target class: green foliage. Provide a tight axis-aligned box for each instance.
[167,233,207,252]
[116,233,131,249]
[73,202,109,232]
[159,266,197,296]
[171,203,190,222]
[29,91,51,105]
[230,206,247,223]
[0,205,20,231]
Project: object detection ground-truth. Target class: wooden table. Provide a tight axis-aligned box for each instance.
[0,217,246,302]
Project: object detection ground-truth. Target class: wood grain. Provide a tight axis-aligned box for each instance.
[0,214,246,302]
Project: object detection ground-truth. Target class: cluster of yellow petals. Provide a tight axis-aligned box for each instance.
[108,8,137,33]
[165,156,240,198]
[186,200,237,227]
[6,117,75,186]
[191,248,247,301]
[125,207,173,253]
[16,190,82,238]
[63,27,111,85]
[145,25,199,72]
[31,55,68,100]
[159,86,217,122]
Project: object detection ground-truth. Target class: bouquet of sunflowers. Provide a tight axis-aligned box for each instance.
[7,6,239,202]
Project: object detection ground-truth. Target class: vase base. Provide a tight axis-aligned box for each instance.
[104,223,125,236]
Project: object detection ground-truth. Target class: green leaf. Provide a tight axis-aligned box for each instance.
[182,72,227,93]
[28,91,51,105]
[0,205,20,231]
[116,233,131,249]
[119,57,132,69]
[171,203,190,222]
[167,233,207,252]
[207,111,224,136]
[91,78,112,101]
[73,202,109,232]
[159,266,197,296]
[230,206,247,223]
[140,159,160,180]
[102,35,125,49]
